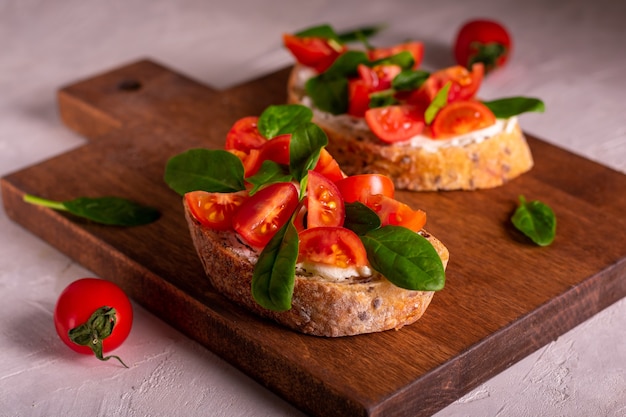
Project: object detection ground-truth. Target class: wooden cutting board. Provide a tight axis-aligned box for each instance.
[2,59,625,417]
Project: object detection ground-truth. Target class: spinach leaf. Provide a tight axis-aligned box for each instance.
[294,23,384,45]
[305,50,370,114]
[164,149,245,195]
[371,50,415,70]
[337,25,385,43]
[295,24,341,41]
[289,122,328,185]
[258,104,313,139]
[251,220,299,311]
[23,194,160,226]
[343,201,381,235]
[369,90,398,108]
[511,195,556,246]
[482,97,545,119]
[392,69,430,91]
[360,225,445,291]
[424,81,451,124]
[246,161,292,195]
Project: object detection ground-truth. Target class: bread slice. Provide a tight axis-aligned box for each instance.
[184,199,450,337]
[287,64,534,191]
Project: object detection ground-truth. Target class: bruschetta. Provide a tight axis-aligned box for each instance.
[283,24,544,191]
[165,104,449,336]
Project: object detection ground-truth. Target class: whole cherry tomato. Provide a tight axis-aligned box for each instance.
[454,19,512,73]
[54,278,133,367]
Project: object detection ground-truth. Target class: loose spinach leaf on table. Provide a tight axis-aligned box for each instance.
[164,148,245,195]
[511,195,556,246]
[360,225,445,291]
[23,194,160,226]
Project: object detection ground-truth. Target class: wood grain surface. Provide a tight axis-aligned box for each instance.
[2,59,625,417]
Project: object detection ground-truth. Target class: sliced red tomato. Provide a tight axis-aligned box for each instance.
[306,170,345,228]
[244,134,291,177]
[283,33,346,73]
[335,174,395,203]
[347,64,402,117]
[298,227,368,268]
[313,148,344,182]
[409,63,484,105]
[454,19,512,73]
[368,41,424,69]
[430,100,496,139]
[364,194,427,232]
[365,104,426,143]
[185,190,248,231]
[232,182,299,248]
[225,116,267,153]
[347,78,371,117]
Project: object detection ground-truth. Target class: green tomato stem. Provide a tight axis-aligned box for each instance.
[23,194,68,211]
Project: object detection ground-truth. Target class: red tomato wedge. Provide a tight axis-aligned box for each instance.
[335,174,395,203]
[430,100,496,139]
[225,116,267,153]
[232,182,299,248]
[347,78,371,117]
[409,63,484,105]
[298,227,368,268]
[365,194,427,232]
[283,33,346,73]
[368,41,424,69]
[306,170,345,228]
[185,190,248,231]
[454,19,512,73]
[313,148,344,182]
[244,134,291,177]
[365,104,426,143]
[347,64,402,117]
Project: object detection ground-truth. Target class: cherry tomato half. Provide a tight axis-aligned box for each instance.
[298,227,368,268]
[185,190,248,231]
[335,174,395,203]
[232,182,299,248]
[368,41,425,69]
[364,194,427,232]
[225,116,267,153]
[365,104,426,143]
[54,278,133,366]
[244,134,291,177]
[454,19,512,73]
[306,170,345,228]
[347,64,403,117]
[409,63,484,105]
[313,148,344,182]
[283,33,346,73]
[430,100,496,139]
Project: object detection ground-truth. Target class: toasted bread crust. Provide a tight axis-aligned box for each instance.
[287,64,534,191]
[184,201,449,337]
